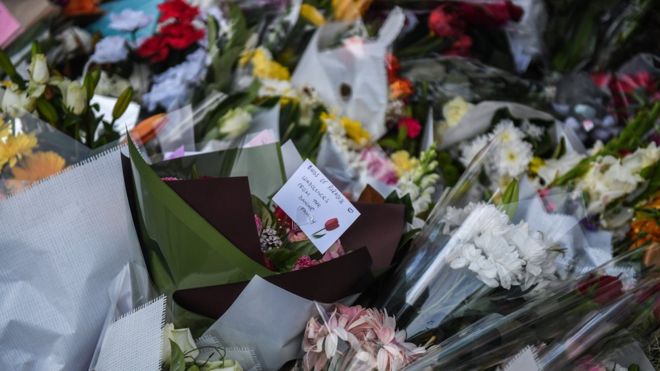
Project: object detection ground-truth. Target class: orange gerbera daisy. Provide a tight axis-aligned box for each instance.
[6,152,66,193]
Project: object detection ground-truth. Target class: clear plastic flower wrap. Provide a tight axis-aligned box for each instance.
[0,113,92,196]
[366,134,595,345]
[403,245,658,370]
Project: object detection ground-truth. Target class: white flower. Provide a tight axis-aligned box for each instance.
[521,120,544,139]
[537,151,585,185]
[497,139,532,178]
[161,323,199,362]
[492,120,524,144]
[1,87,34,116]
[29,54,49,84]
[109,9,153,31]
[258,79,295,98]
[442,96,472,128]
[446,203,558,290]
[218,108,251,138]
[64,82,87,115]
[459,134,489,167]
[90,36,129,64]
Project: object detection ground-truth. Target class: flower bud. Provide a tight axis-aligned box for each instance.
[29,54,50,85]
[218,108,251,138]
[65,82,87,115]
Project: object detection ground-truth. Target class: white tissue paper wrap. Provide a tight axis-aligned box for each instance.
[292,8,405,139]
[201,276,328,371]
[0,146,145,370]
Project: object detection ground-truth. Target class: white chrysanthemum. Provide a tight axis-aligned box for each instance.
[497,139,533,178]
[492,120,524,144]
[459,134,489,167]
[446,203,558,290]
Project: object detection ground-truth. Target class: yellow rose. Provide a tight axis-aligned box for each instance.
[442,97,472,128]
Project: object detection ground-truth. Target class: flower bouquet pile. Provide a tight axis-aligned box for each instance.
[0,0,659,370]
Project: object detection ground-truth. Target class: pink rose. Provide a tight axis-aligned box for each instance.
[360,147,399,185]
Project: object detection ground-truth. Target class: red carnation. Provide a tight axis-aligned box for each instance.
[137,36,170,63]
[158,0,199,23]
[577,275,623,305]
[459,0,523,28]
[428,4,465,38]
[386,53,400,82]
[160,22,205,50]
[398,117,422,139]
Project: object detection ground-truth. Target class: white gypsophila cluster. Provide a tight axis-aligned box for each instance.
[520,120,544,140]
[576,142,660,214]
[459,120,534,189]
[396,150,440,216]
[259,227,283,251]
[443,202,558,290]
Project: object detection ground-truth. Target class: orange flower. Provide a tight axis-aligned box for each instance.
[389,78,414,100]
[6,152,66,193]
[629,193,660,267]
[332,0,373,22]
[131,114,166,144]
[64,0,103,17]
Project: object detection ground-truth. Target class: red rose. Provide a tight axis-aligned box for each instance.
[137,35,170,63]
[160,22,205,50]
[459,1,523,28]
[428,4,465,38]
[577,275,623,305]
[446,34,473,56]
[158,0,199,23]
[324,218,340,231]
[398,117,422,139]
[274,206,293,228]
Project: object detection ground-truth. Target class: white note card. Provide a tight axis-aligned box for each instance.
[272,159,360,253]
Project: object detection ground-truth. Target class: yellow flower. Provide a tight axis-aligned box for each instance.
[340,116,370,146]
[0,117,9,139]
[239,49,254,67]
[391,150,418,176]
[442,97,472,128]
[6,151,66,192]
[251,48,290,81]
[0,133,37,168]
[529,156,544,175]
[300,4,326,26]
[332,0,373,21]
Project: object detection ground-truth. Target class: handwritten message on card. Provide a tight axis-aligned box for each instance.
[273,160,360,253]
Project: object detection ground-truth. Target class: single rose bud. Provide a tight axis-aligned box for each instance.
[65,82,87,115]
[218,107,251,138]
[29,54,50,85]
[324,218,339,231]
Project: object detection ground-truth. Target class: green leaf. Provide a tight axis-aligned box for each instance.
[552,137,566,159]
[83,69,101,102]
[500,179,519,219]
[36,98,59,125]
[169,340,186,371]
[0,49,25,88]
[264,241,317,272]
[379,138,400,150]
[31,41,42,58]
[112,87,134,120]
[397,125,407,146]
[187,365,201,371]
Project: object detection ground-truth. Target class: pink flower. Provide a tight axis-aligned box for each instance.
[360,147,399,185]
[293,256,318,271]
[254,214,263,234]
[398,117,422,139]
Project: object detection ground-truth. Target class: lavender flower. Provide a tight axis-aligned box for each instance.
[90,36,128,64]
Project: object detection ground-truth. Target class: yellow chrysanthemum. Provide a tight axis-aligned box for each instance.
[529,156,544,175]
[251,48,290,81]
[0,133,38,169]
[6,151,66,192]
[332,0,373,21]
[391,150,418,177]
[300,4,326,26]
[340,116,370,146]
